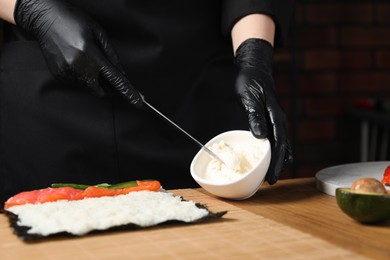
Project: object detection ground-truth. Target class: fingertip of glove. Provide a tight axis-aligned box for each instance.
[265,171,278,185]
[267,178,277,185]
[249,124,268,139]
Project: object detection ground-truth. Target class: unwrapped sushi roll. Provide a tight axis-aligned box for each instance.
[3,180,226,240]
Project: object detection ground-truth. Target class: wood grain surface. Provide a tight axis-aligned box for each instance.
[206,178,390,260]
[0,178,388,259]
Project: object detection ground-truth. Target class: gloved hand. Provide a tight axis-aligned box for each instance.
[235,38,293,184]
[14,0,142,107]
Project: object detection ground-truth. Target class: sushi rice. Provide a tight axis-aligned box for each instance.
[6,191,215,237]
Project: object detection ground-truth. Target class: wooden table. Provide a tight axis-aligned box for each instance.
[210,178,390,259]
[1,178,389,259]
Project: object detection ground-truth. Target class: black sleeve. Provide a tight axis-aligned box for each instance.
[221,0,295,48]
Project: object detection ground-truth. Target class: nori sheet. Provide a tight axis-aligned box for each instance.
[2,197,227,241]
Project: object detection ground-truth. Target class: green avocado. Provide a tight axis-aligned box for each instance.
[336,188,390,223]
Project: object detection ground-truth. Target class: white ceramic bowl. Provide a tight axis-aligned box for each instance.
[190,130,271,200]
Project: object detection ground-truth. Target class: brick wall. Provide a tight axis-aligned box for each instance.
[275,0,390,179]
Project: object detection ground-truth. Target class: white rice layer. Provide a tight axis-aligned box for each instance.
[7,191,209,236]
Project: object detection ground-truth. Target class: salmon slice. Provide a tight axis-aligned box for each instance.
[4,180,162,209]
[4,190,41,209]
[82,186,118,198]
[116,180,161,195]
[38,187,84,203]
[82,181,161,197]
[4,187,84,209]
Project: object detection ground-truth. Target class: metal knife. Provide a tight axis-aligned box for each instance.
[141,97,228,166]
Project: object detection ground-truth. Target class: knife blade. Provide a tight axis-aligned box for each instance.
[141,97,228,166]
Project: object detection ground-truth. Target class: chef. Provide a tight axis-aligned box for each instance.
[0,0,294,203]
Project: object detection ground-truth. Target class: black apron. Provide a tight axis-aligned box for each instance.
[0,0,292,203]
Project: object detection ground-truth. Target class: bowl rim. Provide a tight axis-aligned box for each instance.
[190,130,271,187]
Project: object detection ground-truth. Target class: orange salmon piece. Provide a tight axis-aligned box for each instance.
[4,187,84,209]
[38,187,83,203]
[4,189,41,209]
[82,186,118,198]
[116,180,161,195]
[4,180,161,209]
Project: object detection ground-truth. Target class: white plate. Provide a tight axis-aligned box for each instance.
[315,161,390,196]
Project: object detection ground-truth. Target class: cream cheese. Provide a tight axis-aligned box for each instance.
[203,140,264,183]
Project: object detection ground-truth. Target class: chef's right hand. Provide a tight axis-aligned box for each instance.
[14,0,142,107]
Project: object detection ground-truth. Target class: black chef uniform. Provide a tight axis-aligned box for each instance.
[0,0,293,203]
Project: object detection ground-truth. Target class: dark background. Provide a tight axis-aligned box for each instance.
[276,0,390,179]
[1,0,389,180]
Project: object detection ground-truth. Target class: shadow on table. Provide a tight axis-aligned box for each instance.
[238,178,323,205]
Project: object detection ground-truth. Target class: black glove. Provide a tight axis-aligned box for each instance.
[235,38,293,184]
[14,0,142,107]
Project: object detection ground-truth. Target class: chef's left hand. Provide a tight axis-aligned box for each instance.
[234,38,293,184]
